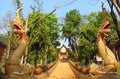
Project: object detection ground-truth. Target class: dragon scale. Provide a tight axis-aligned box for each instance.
[8,35,27,62]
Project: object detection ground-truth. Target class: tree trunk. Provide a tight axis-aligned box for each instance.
[110,11,120,39]
[40,59,43,65]
[34,52,38,68]
[72,37,78,60]
[110,0,120,16]
[116,0,120,7]
[107,0,120,39]
[44,46,48,64]
[44,51,47,64]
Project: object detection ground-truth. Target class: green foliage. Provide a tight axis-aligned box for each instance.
[62,9,82,60]
[78,11,118,65]
[27,11,60,65]
[78,11,106,65]
[62,9,81,38]
[65,9,81,27]
[78,24,97,65]
[62,9,81,36]
[45,13,60,47]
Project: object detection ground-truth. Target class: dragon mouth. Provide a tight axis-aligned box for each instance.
[103,21,110,30]
[14,24,22,30]
[13,24,24,35]
[101,21,110,36]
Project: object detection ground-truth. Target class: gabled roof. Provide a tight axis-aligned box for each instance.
[61,44,67,49]
[58,44,68,53]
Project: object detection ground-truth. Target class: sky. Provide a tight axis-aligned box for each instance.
[0,0,110,47]
[0,0,109,17]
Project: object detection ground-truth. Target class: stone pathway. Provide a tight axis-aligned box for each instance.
[46,61,78,79]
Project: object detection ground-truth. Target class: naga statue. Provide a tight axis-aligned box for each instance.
[89,18,118,77]
[5,5,33,75]
[89,3,118,77]
[97,19,118,72]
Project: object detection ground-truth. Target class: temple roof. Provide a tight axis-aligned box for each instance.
[58,44,68,53]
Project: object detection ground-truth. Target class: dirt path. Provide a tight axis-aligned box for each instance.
[46,61,78,79]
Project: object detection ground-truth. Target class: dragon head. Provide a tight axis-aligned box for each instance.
[13,5,26,36]
[99,20,110,37]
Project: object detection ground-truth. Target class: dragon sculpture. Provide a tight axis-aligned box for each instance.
[97,19,118,71]
[89,3,118,77]
[89,18,118,77]
[5,5,33,75]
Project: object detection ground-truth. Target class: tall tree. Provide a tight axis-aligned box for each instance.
[62,9,81,60]
[106,0,120,39]
[78,12,98,65]
[27,11,59,67]
[109,0,120,16]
